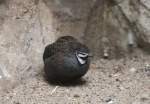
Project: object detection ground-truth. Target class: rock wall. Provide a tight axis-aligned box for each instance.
[84,0,150,58]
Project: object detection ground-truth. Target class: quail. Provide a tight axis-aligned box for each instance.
[43,36,78,61]
[43,36,91,82]
[43,36,89,62]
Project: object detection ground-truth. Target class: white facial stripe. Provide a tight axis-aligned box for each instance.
[78,53,88,58]
[76,51,88,65]
[77,55,86,65]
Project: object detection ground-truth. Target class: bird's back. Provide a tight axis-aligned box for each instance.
[43,36,88,62]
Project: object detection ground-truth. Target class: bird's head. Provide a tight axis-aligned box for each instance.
[76,51,92,65]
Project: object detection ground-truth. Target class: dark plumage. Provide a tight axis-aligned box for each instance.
[43,36,91,82]
[56,35,78,43]
[43,36,89,62]
[44,52,90,82]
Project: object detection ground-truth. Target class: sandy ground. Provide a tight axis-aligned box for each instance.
[0,52,150,104]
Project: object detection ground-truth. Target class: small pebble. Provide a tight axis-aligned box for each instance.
[104,52,109,59]
[130,67,137,73]
[105,98,112,102]
[113,73,120,77]
[119,86,125,90]
[105,98,114,104]
[140,97,149,102]
[145,63,150,67]
[144,63,150,72]
[13,101,20,104]
[115,78,120,82]
[107,100,114,104]
[73,94,80,98]
[132,101,140,104]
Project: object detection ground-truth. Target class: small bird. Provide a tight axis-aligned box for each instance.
[43,36,78,61]
[43,36,89,62]
[43,36,91,82]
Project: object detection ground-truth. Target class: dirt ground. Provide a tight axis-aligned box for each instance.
[0,51,149,104]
